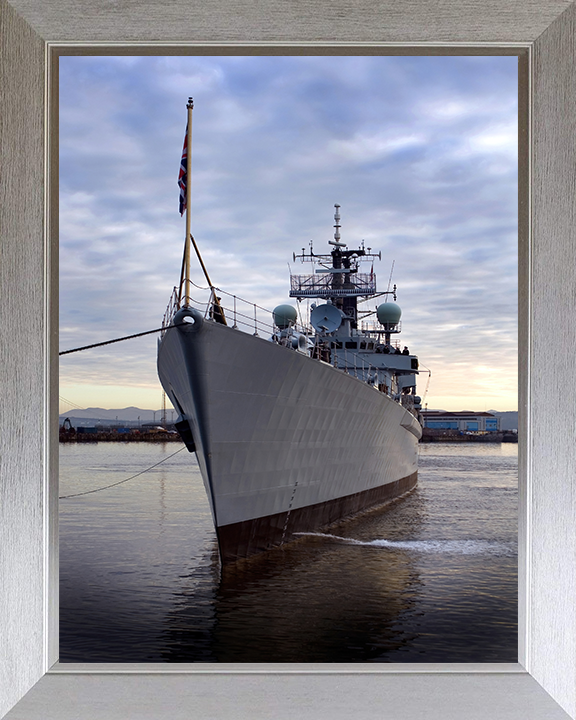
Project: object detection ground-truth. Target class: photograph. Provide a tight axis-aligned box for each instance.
[58,54,518,663]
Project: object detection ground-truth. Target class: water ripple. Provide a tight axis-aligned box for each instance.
[295,533,517,557]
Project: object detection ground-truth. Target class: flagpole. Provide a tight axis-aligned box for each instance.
[184,97,194,306]
[179,98,227,324]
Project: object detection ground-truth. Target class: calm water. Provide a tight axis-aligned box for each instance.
[59,441,517,662]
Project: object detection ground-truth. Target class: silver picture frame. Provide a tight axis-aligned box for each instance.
[1,1,575,718]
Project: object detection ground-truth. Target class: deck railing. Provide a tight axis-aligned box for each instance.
[289,272,376,298]
[162,285,311,339]
[161,286,411,399]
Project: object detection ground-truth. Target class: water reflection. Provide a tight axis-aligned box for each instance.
[159,499,423,663]
[59,443,517,663]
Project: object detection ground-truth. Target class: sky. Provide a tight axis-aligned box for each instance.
[59,54,518,414]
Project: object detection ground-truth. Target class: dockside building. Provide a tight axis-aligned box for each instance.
[422,411,500,432]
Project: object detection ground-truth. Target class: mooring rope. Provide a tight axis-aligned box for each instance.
[59,322,186,356]
[59,445,187,499]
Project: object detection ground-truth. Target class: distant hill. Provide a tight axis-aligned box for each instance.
[58,407,174,426]
[59,406,156,421]
[59,405,519,430]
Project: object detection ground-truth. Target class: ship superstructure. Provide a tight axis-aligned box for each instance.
[284,204,422,419]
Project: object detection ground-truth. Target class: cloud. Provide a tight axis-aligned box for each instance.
[59,55,518,411]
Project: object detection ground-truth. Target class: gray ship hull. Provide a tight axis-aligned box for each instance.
[157,311,421,563]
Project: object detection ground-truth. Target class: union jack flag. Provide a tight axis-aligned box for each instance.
[178,126,188,216]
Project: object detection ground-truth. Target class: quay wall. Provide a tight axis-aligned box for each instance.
[59,428,518,444]
[59,430,182,443]
[420,429,518,443]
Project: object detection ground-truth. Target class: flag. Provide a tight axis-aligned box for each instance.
[178,125,188,215]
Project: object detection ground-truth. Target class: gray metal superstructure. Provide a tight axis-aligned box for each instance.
[158,205,422,563]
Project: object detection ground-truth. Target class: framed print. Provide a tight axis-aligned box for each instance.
[1,1,576,719]
[56,52,519,666]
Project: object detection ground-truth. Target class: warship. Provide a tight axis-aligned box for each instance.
[157,100,422,564]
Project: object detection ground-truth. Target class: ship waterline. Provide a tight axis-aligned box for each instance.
[216,472,418,563]
[158,307,421,563]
